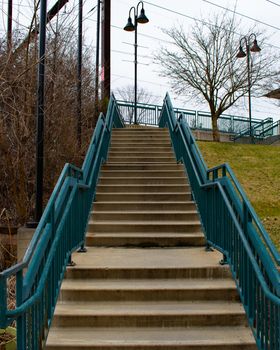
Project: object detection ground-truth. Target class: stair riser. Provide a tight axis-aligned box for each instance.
[100,171,186,178]
[65,267,232,280]
[88,224,202,233]
[102,165,183,171]
[52,314,247,328]
[96,185,191,193]
[91,213,198,221]
[110,142,171,147]
[109,147,172,152]
[59,288,238,302]
[98,178,188,185]
[111,135,170,144]
[46,344,257,350]
[108,152,174,157]
[95,193,192,201]
[86,235,205,248]
[107,158,176,163]
[92,203,196,211]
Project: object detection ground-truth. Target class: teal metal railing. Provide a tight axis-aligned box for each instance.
[258,120,280,138]
[159,93,280,350]
[233,117,274,141]
[117,100,269,134]
[0,94,124,349]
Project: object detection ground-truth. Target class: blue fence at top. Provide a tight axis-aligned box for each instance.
[117,100,275,135]
[159,93,280,350]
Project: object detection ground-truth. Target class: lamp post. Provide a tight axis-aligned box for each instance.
[236,34,261,142]
[123,1,149,125]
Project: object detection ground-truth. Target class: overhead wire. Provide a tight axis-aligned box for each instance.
[201,0,280,32]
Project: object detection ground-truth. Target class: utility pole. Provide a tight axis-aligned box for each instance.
[101,0,111,104]
[77,0,83,148]
[94,0,101,125]
[7,0,12,52]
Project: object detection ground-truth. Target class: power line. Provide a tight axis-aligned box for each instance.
[264,0,280,8]
[144,0,280,51]
[201,0,280,32]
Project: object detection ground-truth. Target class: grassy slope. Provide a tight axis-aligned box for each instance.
[197,141,280,250]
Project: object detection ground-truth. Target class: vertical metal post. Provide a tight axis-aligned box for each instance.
[101,0,111,103]
[77,0,83,148]
[246,43,252,142]
[95,0,101,109]
[7,0,12,52]
[134,17,138,125]
[35,0,47,223]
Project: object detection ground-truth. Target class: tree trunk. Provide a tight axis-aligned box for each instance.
[211,114,220,142]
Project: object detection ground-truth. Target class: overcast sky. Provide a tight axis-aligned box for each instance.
[1,0,280,120]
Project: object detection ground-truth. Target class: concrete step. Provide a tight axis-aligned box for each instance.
[59,278,239,302]
[109,146,173,152]
[108,151,174,157]
[111,135,170,141]
[100,170,186,178]
[112,129,168,133]
[46,326,256,349]
[111,142,171,148]
[92,201,196,212]
[102,164,183,171]
[96,184,190,193]
[90,211,198,221]
[107,156,176,163]
[51,301,247,328]
[65,247,232,280]
[88,221,202,233]
[86,232,205,247]
[97,177,188,185]
[95,192,192,202]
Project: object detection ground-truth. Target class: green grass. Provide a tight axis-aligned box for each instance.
[197,141,280,251]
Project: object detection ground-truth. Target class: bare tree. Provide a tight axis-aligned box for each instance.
[114,85,159,124]
[155,15,278,141]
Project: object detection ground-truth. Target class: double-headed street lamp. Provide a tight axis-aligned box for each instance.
[236,34,261,142]
[124,1,149,125]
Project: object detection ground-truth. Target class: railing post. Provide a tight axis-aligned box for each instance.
[16,270,26,350]
[0,275,7,328]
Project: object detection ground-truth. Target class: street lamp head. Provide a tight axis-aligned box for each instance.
[236,46,246,58]
[250,39,261,53]
[124,17,135,31]
[137,8,149,24]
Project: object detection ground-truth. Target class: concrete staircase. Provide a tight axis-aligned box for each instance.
[46,127,256,349]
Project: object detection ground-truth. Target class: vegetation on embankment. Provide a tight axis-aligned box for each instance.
[198,141,280,251]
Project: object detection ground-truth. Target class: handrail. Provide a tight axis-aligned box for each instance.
[233,117,274,141]
[0,93,124,349]
[159,93,280,350]
[258,120,280,138]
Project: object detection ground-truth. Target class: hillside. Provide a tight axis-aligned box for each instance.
[198,141,280,251]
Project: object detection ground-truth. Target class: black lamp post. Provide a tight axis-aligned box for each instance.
[123,1,149,125]
[236,34,261,142]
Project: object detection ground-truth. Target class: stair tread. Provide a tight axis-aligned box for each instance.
[87,232,203,236]
[91,211,197,214]
[54,300,245,315]
[70,247,225,269]
[47,326,255,346]
[90,220,200,224]
[61,278,236,290]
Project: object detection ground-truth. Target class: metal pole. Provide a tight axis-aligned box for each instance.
[7,0,12,52]
[246,43,252,142]
[77,0,83,148]
[95,0,101,109]
[134,16,138,125]
[101,0,111,104]
[35,0,47,223]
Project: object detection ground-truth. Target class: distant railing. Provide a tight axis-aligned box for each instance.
[0,94,124,349]
[117,100,270,134]
[159,93,280,350]
[233,117,274,141]
[258,120,280,138]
